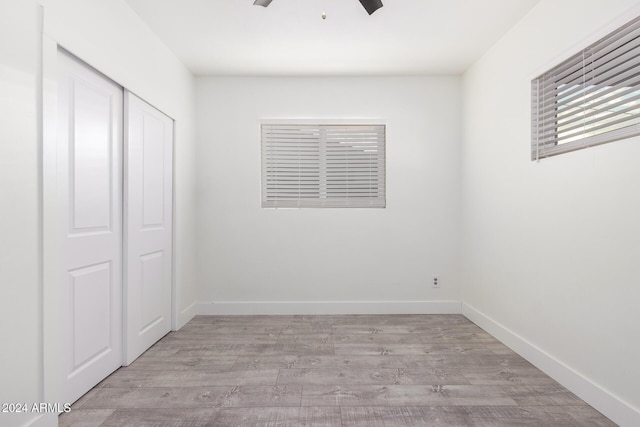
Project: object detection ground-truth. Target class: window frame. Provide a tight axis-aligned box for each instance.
[531,14,640,160]
[260,119,386,209]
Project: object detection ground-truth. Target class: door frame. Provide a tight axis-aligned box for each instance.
[42,38,178,413]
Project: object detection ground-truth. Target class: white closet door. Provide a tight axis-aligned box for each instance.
[57,49,123,404]
[124,91,174,365]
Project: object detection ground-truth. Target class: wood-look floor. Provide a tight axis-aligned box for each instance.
[60,315,615,426]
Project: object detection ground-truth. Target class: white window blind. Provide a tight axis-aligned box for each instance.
[532,14,640,160]
[261,123,386,208]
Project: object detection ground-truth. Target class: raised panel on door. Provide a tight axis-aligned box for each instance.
[124,91,174,365]
[70,79,112,232]
[57,48,123,404]
[69,263,112,371]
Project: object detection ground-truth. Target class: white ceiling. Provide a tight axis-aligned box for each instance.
[124,0,540,76]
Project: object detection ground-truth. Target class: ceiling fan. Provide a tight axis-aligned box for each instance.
[253,0,383,16]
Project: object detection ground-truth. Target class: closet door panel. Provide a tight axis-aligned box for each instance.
[57,48,123,404]
[124,91,174,365]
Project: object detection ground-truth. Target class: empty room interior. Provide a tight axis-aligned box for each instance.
[2,0,640,426]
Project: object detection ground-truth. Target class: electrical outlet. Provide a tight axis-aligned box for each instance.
[432,276,440,288]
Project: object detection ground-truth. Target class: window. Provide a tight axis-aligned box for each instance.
[531,15,640,160]
[261,122,386,208]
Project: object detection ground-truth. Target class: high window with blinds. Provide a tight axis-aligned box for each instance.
[532,15,640,160]
[261,123,386,208]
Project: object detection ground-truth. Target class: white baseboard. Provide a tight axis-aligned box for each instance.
[197,300,461,316]
[462,302,640,427]
[177,300,198,329]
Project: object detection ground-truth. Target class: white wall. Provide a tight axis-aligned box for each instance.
[0,2,41,427]
[461,0,640,425]
[0,1,197,426]
[196,77,461,312]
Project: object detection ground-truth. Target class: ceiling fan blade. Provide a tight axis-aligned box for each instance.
[253,0,273,7]
[253,0,383,15]
[359,0,383,15]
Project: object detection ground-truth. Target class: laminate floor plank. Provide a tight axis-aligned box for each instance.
[339,406,473,427]
[214,385,303,408]
[143,342,275,355]
[77,385,304,410]
[302,385,517,407]
[334,333,424,345]
[458,366,559,386]
[428,353,534,369]
[160,333,280,344]
[334,343,436,356]
[502,384,589,406]
[419,332,500,344]
[58,314,614,426]
[334,343,502,356]
[207,407,301,427]
[543,405,617,426]
[233,354,442,371]
[277,368,470,386]
[281,323,335,335]
[98,369,280,388]
[124,355,237,371]
[100,408,217,427]
[299,406,342,426]
[339,405,589,427]
[76,386,233,409]
[277,333,334,345]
